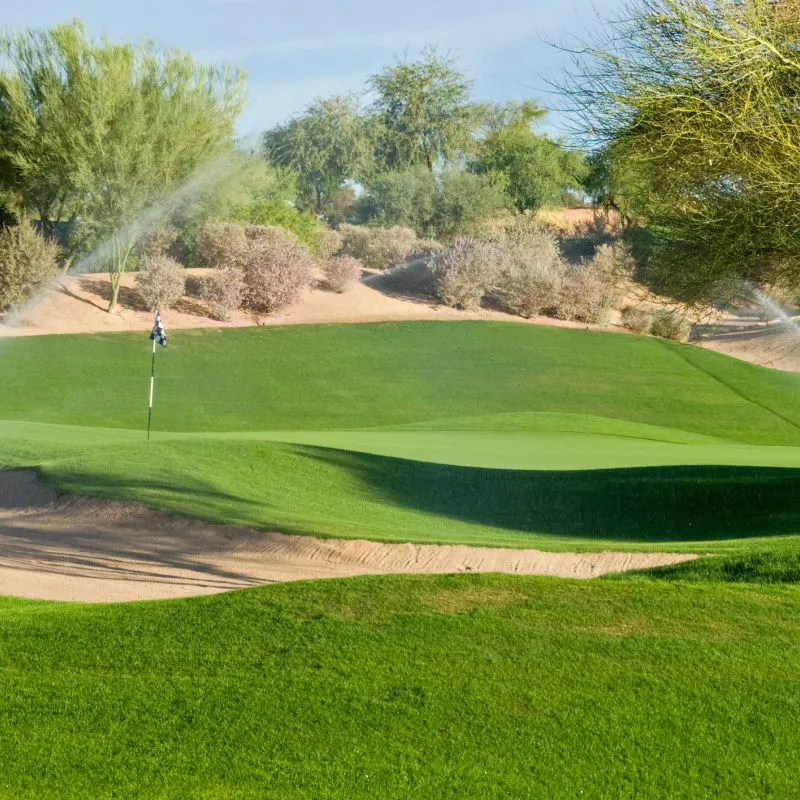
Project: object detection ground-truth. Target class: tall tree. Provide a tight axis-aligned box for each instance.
[0,21,245,310]
[472,100,587,212]
[353,166,509,239]
[563,0,800,300]
[369,48,476,172]
[264,94,374,216]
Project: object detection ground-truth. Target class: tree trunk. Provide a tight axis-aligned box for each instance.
[108,271,121,313]
[426,151,434,172]
[107,235,134,313]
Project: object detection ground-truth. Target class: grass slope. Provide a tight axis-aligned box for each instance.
[0,574,798,799]
[1,321,799,551]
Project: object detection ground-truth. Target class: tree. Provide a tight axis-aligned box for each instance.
[264,94,374,216]
[369,48,476,172]
[0,21,245,310]
[563,0,800,300]
[353,167,510,239]
[472,101,587,212]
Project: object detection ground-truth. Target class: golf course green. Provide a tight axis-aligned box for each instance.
[1,320,799,552]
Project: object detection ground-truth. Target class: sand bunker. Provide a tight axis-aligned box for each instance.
[0,470,698,603]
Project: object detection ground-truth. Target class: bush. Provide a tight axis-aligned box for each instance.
[338,224,373,262]
[353,167,510,239]
[136,226,184,262]
[621,305,653,333]
[313,227,343,259]
[242,235,315,314]
[433,239,503,310]
[339,224,420,270]
[365,256,436,297]
[244,224,299,245]
[0,220,61,311]
[201,268,245,320]
[555,267,615,324]
[650,309,692,341]
[499,230,565,318]
[324,256,362,293]
[135,255,186,311]
[365,226,419,270]
[587,241,636,282]
[231,197,320,249]
[197,223,248,270]
[480,211,549,244]
[411,240,444,257]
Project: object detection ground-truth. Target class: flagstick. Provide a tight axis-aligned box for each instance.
[147,336,156,441]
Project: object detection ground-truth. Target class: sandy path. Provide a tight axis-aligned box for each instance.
[0,470,697,603]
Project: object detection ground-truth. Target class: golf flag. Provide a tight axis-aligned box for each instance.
[150,310,167,347]
[146,310,166,441]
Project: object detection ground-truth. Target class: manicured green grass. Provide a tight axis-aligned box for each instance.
[2,322,799,551]
[0,574,798,799]
[1,321,799,442]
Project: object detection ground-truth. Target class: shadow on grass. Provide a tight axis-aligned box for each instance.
[300,448,800,543]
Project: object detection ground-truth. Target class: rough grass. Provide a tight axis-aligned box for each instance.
[0,574,798,799]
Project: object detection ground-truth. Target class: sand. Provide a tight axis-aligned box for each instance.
[0,268,621,339]
[0,470,698,603]
[2,268,797,373]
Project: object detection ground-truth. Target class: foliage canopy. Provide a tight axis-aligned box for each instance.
[564,0,800,299]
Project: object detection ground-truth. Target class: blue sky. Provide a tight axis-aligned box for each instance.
[2,0,614,138]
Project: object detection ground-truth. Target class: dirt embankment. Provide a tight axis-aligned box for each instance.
[0,470,698,603]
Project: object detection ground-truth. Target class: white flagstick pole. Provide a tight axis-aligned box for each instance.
[147,334,156,441]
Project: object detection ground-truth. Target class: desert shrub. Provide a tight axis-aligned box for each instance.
[555,267,615,324]
[339,224,420,271]
[480,211,549,244]
[366,256,436,297]
[197,223,248,271]
[433,239,503,310]
[0,220,61,311]
[244,224,300,246]
[338,224,373,262]
[135,255,186,311]
[498,229,565,318]
[365,226,419,270]
[313,227,343,259]
[136,226,181,262]
[201,268,245,320]
[324,256,362,293]
[588,241,636,282]
[411,240,444,257]
[242,235,315,313]
[650,309,691,341]
[621,305,653,333]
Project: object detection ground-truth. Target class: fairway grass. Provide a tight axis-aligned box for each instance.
[0,574,798,799]
[1,321,799,552]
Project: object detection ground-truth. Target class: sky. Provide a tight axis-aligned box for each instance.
[1,0,616,139]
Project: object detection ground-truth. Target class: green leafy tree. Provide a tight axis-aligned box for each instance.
[353,167,510,239]
[171,156,297,258]
[264,94,374,216]
[472,101,587,212]
[369,48,476,171]
[0,21,245,310]
[564,0,800,300]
